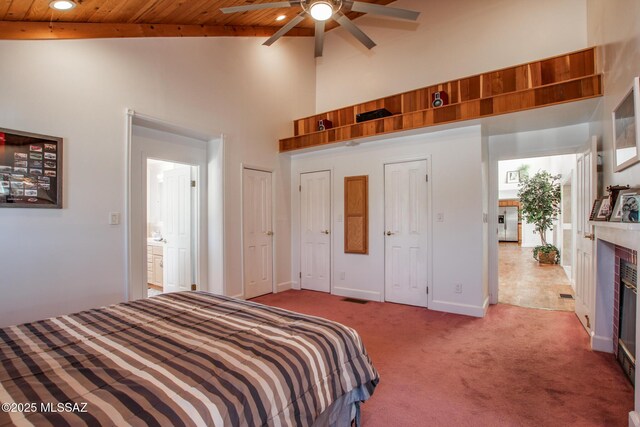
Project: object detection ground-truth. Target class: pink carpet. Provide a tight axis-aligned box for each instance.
[253,290,634,426]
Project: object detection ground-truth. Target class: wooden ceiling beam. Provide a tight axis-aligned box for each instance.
[0,20,315,39]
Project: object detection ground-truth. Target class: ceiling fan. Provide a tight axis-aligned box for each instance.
[220,1,420,57]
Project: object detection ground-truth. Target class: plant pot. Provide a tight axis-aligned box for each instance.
[537,251,557,265]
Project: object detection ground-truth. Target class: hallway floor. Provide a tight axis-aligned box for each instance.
[499,243,575,311]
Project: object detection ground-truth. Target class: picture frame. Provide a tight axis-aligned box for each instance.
[595,197,611,221]
[621,193,640,223]
[0,128,63,209]
[589,198,603,221]
[506,171,520,184]
[609,188,639,222]
[612,77,640,172]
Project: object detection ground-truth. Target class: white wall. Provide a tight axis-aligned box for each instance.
[290,126,488,317]
[587,0,640,189]
[315,0,588,112]
[0,37,315,326]
[586,0,640,418]
[498,154,576,248]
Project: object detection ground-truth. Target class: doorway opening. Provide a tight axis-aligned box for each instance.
[146,159,198,297]
[497,154,576,311]
[127,110,223,302]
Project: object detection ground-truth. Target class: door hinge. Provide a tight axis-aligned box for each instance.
[299,272,302,279]
[426,286,429,295]
[191,284,197,291]
[426,174,429,182]
[191,180,196,188]
[299,185,301,192]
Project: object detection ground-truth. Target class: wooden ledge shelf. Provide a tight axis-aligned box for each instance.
[280,47,602,153]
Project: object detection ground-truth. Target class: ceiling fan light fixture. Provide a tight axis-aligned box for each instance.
[49,0,77,11]
[309,1,334,21]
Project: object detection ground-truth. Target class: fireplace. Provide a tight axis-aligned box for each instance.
[617,255,637,385]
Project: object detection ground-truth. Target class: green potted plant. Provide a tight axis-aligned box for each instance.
[517,171,562,264]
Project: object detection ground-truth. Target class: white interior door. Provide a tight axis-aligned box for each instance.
[162,165,192,293]
[243,168,273,299]
[300,171,331,292]
[575,136,597,332]
[384,160,429,307]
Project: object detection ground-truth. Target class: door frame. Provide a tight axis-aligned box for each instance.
[299,169,333,293]
[126,110,218,301]
[488,144,587,305]
[382,156,432,308]
[240,164,275,299]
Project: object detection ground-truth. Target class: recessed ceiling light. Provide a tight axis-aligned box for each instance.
[49,0,77,11]
[276,15,286,21]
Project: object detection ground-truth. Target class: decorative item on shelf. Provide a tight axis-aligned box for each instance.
[317,119,333,131]
[355,108,393,123]
[612,76,640,172]
[621,193,640,223]
[431,91,449,108]
[610,188,639,222]
[594,197,612,221]
[606,185,630,219]
[589,198,603,221]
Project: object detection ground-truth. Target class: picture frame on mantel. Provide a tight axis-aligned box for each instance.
[0,128,63,209]
[612,76,640,172]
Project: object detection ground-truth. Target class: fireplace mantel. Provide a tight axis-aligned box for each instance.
[591,221,640,249]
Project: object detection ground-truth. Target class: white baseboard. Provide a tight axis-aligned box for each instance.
[591,334,613,353]
[291,281,301,290]
[230,293,244,300]
[430,299,487,318]
[331,286,382,302]
[629,411,640,427]
[276,282,293,293]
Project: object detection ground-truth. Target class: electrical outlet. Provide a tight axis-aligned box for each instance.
[455,283,463,294]
[340,272,346,280]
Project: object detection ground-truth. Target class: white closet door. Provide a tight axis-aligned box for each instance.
[243,168,274,299]
[300,171,331,293]
[384,160,429,307]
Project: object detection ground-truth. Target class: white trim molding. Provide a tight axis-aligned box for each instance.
[276,282,294,293]
[331,286,382,302]
[430,299,487,318]
[630,411,640,427]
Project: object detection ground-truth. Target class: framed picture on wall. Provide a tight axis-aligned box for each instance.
[0,128,63,209]
[506,171,520,184]
[612,77,640,172]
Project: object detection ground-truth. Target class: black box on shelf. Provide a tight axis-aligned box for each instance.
[356,108,393,123]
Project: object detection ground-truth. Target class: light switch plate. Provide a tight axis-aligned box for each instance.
[109,212,120,225]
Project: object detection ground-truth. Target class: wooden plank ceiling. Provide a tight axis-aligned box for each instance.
[0,0,395,39]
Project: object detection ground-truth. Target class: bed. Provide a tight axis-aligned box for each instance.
[0,291,379,426]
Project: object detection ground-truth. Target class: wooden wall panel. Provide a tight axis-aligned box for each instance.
[281,48,602,152]
[344,176,368,254]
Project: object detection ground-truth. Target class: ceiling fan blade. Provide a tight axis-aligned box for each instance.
[314,20,325,58]
[263,11,306,46]
[349,1,420,21]
[221,1,297,14]
[332,11,376,50]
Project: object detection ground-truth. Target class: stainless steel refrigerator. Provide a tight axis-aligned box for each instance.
[498,206,519,242]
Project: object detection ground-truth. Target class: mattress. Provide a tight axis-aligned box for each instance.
[0,291,379,426]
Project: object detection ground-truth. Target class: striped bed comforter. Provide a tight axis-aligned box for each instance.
[0,292,379,426]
